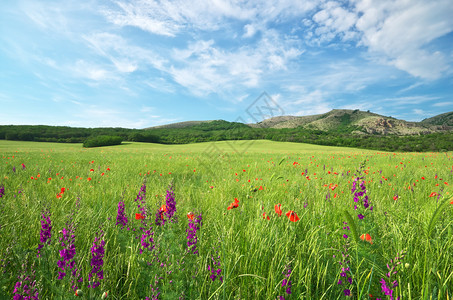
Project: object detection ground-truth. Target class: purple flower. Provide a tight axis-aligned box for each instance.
[12,260,39,299]
[208,243,223,283]
[186,213,202,255]
[37,207,52,257]
[279,264,292,297]
[358,214,364,220]
[116,201,128,229]
[0,184,5,198]
[88,230,105,289]
[344,289,351,296]
[165,183,177,222]
[57,197,82,291]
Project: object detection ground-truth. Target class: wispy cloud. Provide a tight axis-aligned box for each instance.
[433,102,453,107]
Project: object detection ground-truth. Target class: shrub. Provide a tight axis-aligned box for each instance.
[83,135,122,148]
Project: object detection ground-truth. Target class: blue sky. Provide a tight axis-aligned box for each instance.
[1,0,452,128]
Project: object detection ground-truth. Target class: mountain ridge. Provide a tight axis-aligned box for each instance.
[145,109,452,135]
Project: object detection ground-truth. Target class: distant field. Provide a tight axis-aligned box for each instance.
[0,140,451,299]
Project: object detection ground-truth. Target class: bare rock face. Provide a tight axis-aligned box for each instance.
[375,118,394,128]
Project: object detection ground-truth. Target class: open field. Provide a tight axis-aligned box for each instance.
[0,140,452,299]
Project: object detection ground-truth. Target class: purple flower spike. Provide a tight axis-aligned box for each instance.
[88,230,105,289]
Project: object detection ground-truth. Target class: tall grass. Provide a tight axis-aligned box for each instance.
[0,140,451,299]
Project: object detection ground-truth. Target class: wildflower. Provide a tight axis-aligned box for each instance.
[378,250,405,299]
[75,289,83,296]
[279,265,292,296]
[208,243,223,283]
[37,207,52,257]
[186,213,202,255]
[155,206,165,226]
[88,230,105,289]
[286,211,300,222]
[360,233,373,244]
[0,184,5,198]
[429,192,438,197]
[165,183,177,222]
[187,212,194,220]
[116,201,128,229]
[22,163,26,169]
[135,213,145,220]
[275,203,282,216]
[57,197,82,291]
[12,259,39,300]
[338,222,353,296]
[227,198,239,210]
[262,212,270,220]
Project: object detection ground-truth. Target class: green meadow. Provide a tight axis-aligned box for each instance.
[0,140,452,299]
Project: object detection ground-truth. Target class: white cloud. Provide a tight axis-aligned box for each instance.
[243,24,258,38]
[413,108,424,115]
[73,60,111,81]
[433,102,453,107]
[306,0,453,79]
[102,0,319,36]
[83,32,166,72]
[353,0,453,79]
[168,31,302,96]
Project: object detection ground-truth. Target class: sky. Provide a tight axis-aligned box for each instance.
[1,0,452,128]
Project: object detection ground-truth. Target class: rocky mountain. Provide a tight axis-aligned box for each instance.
[249,109,452,135]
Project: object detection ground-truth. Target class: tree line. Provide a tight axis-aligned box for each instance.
[0,122,451,152]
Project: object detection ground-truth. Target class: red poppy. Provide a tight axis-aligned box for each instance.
[135,213,145,220]
[61,187,66,193]
[393,195,398,201]
[274,203,282,216]
[187,212,194,220]
[286,211,300,222]
[87,177,92,181]
[429,192,438,197]
[160,204,167,212]
[360,233,373,244]
[106,167,110,171]
[227,198,239,210]
[90,169,94,172]
[56,193,62,199]
[262,212,270,220]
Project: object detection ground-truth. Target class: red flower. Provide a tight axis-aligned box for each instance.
[187,212,194,220]
[56,193,62,199]
[87,177,92,181]
[274,203,282,216]
[393,195,398,201]
[286,211,300,222]
[227,198,239,210]
[160,204,167,212]
[90,169,94,172]
[262,212,270,220]
[360,233,373,244]
[429,192,438,197]
[106,167,110,171]
[135,213,145,220]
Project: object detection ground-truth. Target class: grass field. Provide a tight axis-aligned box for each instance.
[0,140,452,299]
